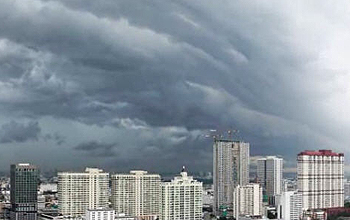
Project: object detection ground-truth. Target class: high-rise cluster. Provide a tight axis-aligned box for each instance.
[8,163,202,220]
[7,141,346,220]
[212,136,346,220]
[57,168,201,220]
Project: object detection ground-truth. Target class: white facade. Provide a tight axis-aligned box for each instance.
[297,150,344,210]
[257,156,283,198]
[111,170,161,218]
[345,180,350,200]
[114,214,157,220]
[57,168,109,216]
[86,208,115,220]
[275,191,302,220]
[40,183,58,193]
[282,179,297,192]
[114,213,136,220]
[233,184,263,219]
[213,140,249,215]
[160,168,202,220]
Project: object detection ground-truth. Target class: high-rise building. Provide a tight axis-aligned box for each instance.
[233,184,263,219]
[297,150,344,210]
[213,140,249,216]
[345,180,350,200]
[10,163,39,220]
[275,191,302,220]
[257,156,283,202]
[160,167,202,220]
[57,168,109,217]
[257,159,267,187]
[111,170,161,219]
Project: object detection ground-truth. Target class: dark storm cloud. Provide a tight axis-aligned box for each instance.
[0,121,41,143]
[43,132,65,146]
[0,0,349,171]
[74,141,117,157]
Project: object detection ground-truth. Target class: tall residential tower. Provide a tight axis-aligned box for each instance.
[297,150,344,210]
[160,167,202,220]
[57,168,109,216]
[213,140,249,216]
[111,170,161,219]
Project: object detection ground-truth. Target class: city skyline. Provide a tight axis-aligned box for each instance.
[1,0,350,174]
[1,1,350,219]
[2,148,348,220]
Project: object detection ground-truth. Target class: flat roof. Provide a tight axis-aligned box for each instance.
[298,150,344,157]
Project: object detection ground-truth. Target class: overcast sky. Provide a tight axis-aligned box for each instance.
[0,0,349,174]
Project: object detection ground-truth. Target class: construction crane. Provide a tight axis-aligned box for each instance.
[202,129,241,142]
[227,129,240,140]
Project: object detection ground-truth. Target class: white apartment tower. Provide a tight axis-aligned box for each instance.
[257,156,283,198]
[275,191,302,220]
[111,170,161,218]
[57,168,109,216]
[233,184,263,219]
[213,140,250,215]
[160,167,202,220]
[297,150,344,210]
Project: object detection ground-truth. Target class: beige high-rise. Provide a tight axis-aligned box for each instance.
[57,168,109,217]
[111,171,161,218]
[213,140,249,216]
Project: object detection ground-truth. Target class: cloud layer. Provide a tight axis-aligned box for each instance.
[0,0,349,173]
[0,121,41,143]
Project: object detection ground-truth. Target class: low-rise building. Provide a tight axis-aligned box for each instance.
[86,208,115,220]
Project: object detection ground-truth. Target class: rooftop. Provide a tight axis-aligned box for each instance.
[298,150,344,157]
[214,139,246,143]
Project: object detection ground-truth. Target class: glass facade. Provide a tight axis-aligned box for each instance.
[10,164,39,220]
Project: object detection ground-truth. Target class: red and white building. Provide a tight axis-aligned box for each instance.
[297,150,344,210]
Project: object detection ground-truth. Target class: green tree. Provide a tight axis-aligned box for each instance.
[267,212,277,219]
[345,202,350,208]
